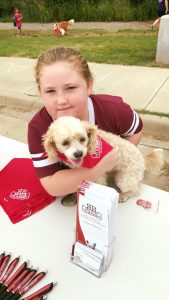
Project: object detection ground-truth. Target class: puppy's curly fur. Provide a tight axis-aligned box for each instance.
[43,116,164,202]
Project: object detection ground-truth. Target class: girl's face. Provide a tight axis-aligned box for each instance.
[39,62,93,121]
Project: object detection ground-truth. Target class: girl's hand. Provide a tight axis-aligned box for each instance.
[40,146,121,197]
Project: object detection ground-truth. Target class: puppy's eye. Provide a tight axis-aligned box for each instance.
[62,140,70,146]
[80,137,86,143]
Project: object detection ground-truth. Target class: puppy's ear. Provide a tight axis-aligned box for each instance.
[42,130,58,162]
[83,122,98,154]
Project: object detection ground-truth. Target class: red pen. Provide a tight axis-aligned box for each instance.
[8,268,31,292]
[12,268,38,293]
[3,268,34,300]
[5,268,38,300]
[21,281,56,300]
[0,252,5,267]
[0,256,20,284]
[5,261,28,287]
[13,270,47,299]
[0,253,11,277]
[33,296,48,300]
[0,260,28,295]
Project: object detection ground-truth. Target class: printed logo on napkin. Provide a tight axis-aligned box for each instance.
[10,189,30,200]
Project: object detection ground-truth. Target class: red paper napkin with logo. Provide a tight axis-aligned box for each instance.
[0,158,55,224]
[57,136,113,168]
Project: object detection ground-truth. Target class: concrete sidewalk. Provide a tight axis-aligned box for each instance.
[0,57,169,134]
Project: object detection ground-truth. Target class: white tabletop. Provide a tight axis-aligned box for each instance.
[0,135,169,300]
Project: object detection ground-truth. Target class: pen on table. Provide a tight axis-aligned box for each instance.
[10,270,47,300]
[20,281,57,300]
[4,267,38,300]
[0,253,11,278]
[0,256,20,289]
[0,252,5,267]
[12,267,38,292]
[33,296,48,300]
[3,267,32,300]
[0,260,28,295]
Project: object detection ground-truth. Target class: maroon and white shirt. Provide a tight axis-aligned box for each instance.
[28,94,143,178]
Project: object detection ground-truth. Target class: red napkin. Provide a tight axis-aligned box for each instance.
[0,158,55,224]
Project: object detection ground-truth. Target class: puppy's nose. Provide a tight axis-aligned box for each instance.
[74,151,83,159]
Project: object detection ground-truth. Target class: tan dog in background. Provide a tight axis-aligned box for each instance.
[53,19,75,32]
[43,116,164,202]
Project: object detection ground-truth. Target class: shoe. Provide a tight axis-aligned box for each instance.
[61,193,77,206]
[150,25,154,30]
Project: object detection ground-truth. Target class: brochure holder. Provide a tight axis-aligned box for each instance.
[71,180,119,277]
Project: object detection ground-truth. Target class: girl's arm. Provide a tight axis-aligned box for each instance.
[40,146,120,196]
[124,129,143,146]
[18,13,23,21]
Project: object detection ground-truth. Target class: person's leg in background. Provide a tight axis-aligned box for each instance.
[151,17,160,29]
[17,26,22,36]
[151,9,165,29]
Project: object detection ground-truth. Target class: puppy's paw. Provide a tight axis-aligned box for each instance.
[119,191,132,203]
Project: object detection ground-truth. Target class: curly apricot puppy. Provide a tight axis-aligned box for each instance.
[43,116,164,202]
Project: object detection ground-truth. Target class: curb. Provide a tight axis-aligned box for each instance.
[0,92,42,112]
[1,94,169,138]
[140,114,169,137]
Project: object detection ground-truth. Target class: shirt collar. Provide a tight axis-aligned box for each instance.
[87,96,95,124]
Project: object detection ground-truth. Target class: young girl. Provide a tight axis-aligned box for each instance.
[13,8,23,36]
[28,47,143,205]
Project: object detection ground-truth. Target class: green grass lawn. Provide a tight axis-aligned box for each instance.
[0,28,165,67]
